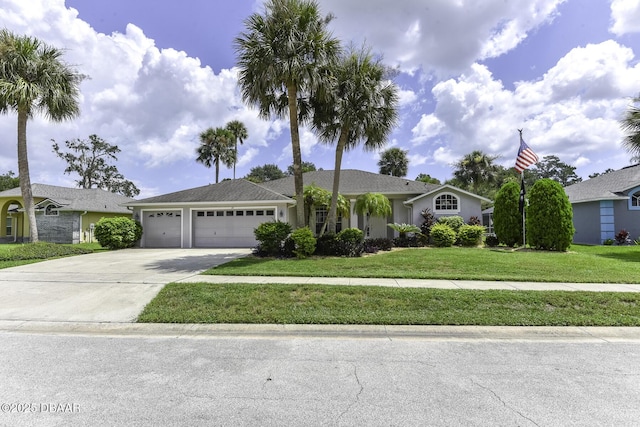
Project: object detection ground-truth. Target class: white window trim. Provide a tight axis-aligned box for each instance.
[433,192,460,214]
[628,186,640,211]
[44,204,59,216]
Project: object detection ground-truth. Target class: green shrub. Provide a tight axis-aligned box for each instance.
[254,221,292,257]
[484,234,500,247]
[493,181,523,247]
[290,227,316,259]
[527,178,575,251]
[420,208,437,241]
[437,216,465,233]
[336,228,364,257]
[0,242,94,261]
[430,223,456,247]
[458,224,486,247]
[363,237,394,253]
[94,217,142,250]
[315,233,337,256]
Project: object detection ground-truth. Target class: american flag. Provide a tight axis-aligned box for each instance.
[514,131,539,173]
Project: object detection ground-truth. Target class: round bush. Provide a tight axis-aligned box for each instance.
[94,217,142,250]
[254,221,292,256]
[336,228,365,257]
[493,181,523,247]
[430,223,456,247]
[290,227,316,259]
[526,178,575,251]
[458,224,486,247]
[437,216,465,233]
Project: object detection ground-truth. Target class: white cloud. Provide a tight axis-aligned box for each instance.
[610,0,640,36]
[410,40,640,176]
[322,0,566,74]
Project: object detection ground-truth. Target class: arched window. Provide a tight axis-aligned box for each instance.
[45,204,58,216]
[434,193,459,213]
[629,187,640,210]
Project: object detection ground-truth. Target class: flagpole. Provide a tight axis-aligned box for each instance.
[521,173,526,247]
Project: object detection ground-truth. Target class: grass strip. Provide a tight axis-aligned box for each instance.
[204,245,640,283]
[137,282,640,326]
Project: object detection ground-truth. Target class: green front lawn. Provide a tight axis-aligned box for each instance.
[205,245,640,284]
[0,242,103,269]
[138,282,640,326]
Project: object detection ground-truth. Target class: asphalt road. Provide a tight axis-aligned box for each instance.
[1,329,639,426]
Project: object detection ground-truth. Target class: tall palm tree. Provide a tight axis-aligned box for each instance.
[313,46,399,234]
[225,120,248,179]
[234,0,340,228]
[196,127,236,183]
[378,147,409,177]
[621,95,640,160]
[453,150,499,193]
[0,30,82,243]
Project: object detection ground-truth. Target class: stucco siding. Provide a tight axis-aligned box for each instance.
[614,200,640,242]
[409,191,484,227]
[571,202,601,244]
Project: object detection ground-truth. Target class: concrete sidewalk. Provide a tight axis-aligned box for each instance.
[178,274,640,292]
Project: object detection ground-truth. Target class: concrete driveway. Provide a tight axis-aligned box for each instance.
[0,248,251,323]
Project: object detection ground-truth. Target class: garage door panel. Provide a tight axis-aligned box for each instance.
[144,211,182,248]
[193,210,273,248]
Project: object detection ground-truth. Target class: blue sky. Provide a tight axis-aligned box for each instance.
[1,0,640,198]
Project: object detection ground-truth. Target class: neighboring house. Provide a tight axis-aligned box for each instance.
[564,164,640,245]
[0,184,134,244]
[126,169,490,248]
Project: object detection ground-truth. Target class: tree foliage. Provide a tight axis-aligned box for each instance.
[529,155,581,186]
[526,178,574,251]
[0,171,19,191]
[235,0,340,228]
[493,181,523,247]
[621,95,640,159]
[245,164,286,183]
[0,30,83,242]
[225,120,248,179]
[415,173,441,184]
[312,45,399,233]
[453,150,499,194]
[287,161,317,175]
[196,127,236,183]
[52,134,140,197]
[378,147,408,177]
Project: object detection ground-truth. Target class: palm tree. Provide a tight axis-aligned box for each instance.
[196,127,236,183]
[621,95,640,159]
[354,192,392,237]
[378,147,409,177]
[453,150,499,194]
[234,0,340,228]
[0,30,82,243]
[225,120,248,179]
[312,46,399,234]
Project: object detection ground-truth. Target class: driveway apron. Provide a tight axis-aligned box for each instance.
[0,248,251,323]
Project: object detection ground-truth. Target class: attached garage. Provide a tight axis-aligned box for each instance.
[143,210,182,247]
[192,208,275,247]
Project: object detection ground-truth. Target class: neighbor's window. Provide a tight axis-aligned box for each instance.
[631,190,640,207]
[45,204,58,216]
[434,193,459,212]
[6,217,12,236]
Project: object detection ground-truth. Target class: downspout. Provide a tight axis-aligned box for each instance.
[80,211,88,243]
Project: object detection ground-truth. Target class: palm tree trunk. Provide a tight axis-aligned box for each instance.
[327,127,349,234]
[215,157,220,183]
[17,109,38,242]
[287,83,305,228]
[233,140,237,180]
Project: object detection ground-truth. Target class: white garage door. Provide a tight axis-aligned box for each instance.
[193,209,275,247]
[143,210,182,247]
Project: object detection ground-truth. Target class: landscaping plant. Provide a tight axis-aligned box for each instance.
[526,178,574,251]
[493,181,522,247]
[94,217,142,249]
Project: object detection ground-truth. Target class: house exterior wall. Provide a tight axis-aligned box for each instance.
[36,211,79,244]
[614,199,640,242]
[571,202,601,244]
[409,190,484,227]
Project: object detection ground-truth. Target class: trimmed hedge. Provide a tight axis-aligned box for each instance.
[94,217,142,250]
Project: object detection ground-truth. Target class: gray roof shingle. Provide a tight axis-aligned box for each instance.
[260,169,442,197]
[564,164,640,203]
[0,184,134,213]
[129,179,293,205]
